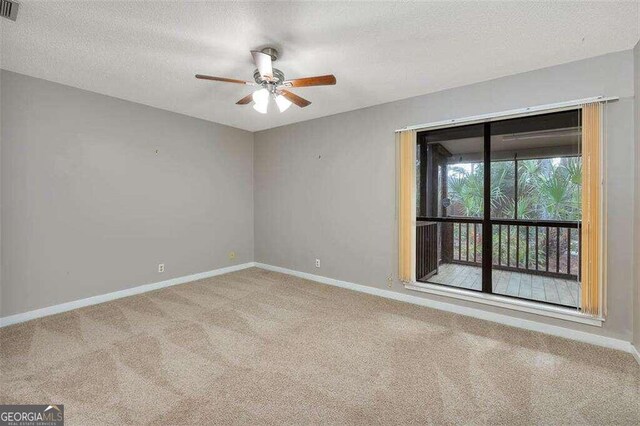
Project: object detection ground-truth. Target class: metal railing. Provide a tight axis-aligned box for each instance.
[450,219,580,279]
[416,222,438,280]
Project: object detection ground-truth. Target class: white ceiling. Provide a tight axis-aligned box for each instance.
[1,1,638,132]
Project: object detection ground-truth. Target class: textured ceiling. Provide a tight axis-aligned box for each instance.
[1,1,639,132]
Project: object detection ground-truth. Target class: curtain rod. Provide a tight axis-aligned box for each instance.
[395,96,619,133]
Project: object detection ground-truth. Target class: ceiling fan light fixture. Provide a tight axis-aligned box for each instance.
[252,88,269,106]
[196,47,335,113]
[275,94,292,112]
[253,101,268,114]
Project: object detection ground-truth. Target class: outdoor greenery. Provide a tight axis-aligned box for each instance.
[415,153,582,276]
[447,157,582,221]
[446,157,582,275]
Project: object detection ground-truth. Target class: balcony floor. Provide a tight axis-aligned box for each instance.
[422,263,580,308]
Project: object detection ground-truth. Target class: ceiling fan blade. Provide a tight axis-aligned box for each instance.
[279,89,311,108]
[281,74,336,88]
[195,74,254,85]
[251,50,273,79]
[236,93,253,105]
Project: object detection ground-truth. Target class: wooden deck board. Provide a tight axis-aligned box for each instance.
[505,270,521,297]
[555,278,576,306]
[422,263,579,307]
[543,278,561,304]
[530,276,547,303]
[518,274,533,299]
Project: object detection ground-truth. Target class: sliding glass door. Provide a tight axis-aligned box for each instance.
[416,123,485,289]
[416,110,581,308]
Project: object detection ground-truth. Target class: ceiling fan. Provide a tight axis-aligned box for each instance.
[195,47,336,114]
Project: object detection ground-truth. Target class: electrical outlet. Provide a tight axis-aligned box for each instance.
[158,263,164,273]
[315,259,320,268]
[387,275,393,288]
[229,251,236,260]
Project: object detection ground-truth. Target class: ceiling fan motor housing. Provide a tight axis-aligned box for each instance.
[254,68,285,85]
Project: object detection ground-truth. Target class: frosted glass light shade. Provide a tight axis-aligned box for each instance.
[252,88,269,113]
[275,94,292,112]
[253,102,268,114]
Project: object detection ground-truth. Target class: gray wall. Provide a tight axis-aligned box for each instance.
[0,68,3,316]
[634,41,640,348]
[1,70,254,317]
[2,50,638,343]
[255,50,636,341]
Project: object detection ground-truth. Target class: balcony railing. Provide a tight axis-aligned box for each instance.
[450,219,580,280]
[416,222,438,280]
[416,218,581,282]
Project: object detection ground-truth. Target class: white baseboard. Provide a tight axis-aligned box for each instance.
[2,260,637,365]
[0,262,256,328]
[254,263,636,356]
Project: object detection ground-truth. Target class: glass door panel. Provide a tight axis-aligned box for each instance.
[416,124,484,290]
[489,111,581,307]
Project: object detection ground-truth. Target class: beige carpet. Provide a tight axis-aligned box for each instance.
[1,267,638,425]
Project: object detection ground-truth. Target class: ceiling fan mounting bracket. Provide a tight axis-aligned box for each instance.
[260,47,279,62]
